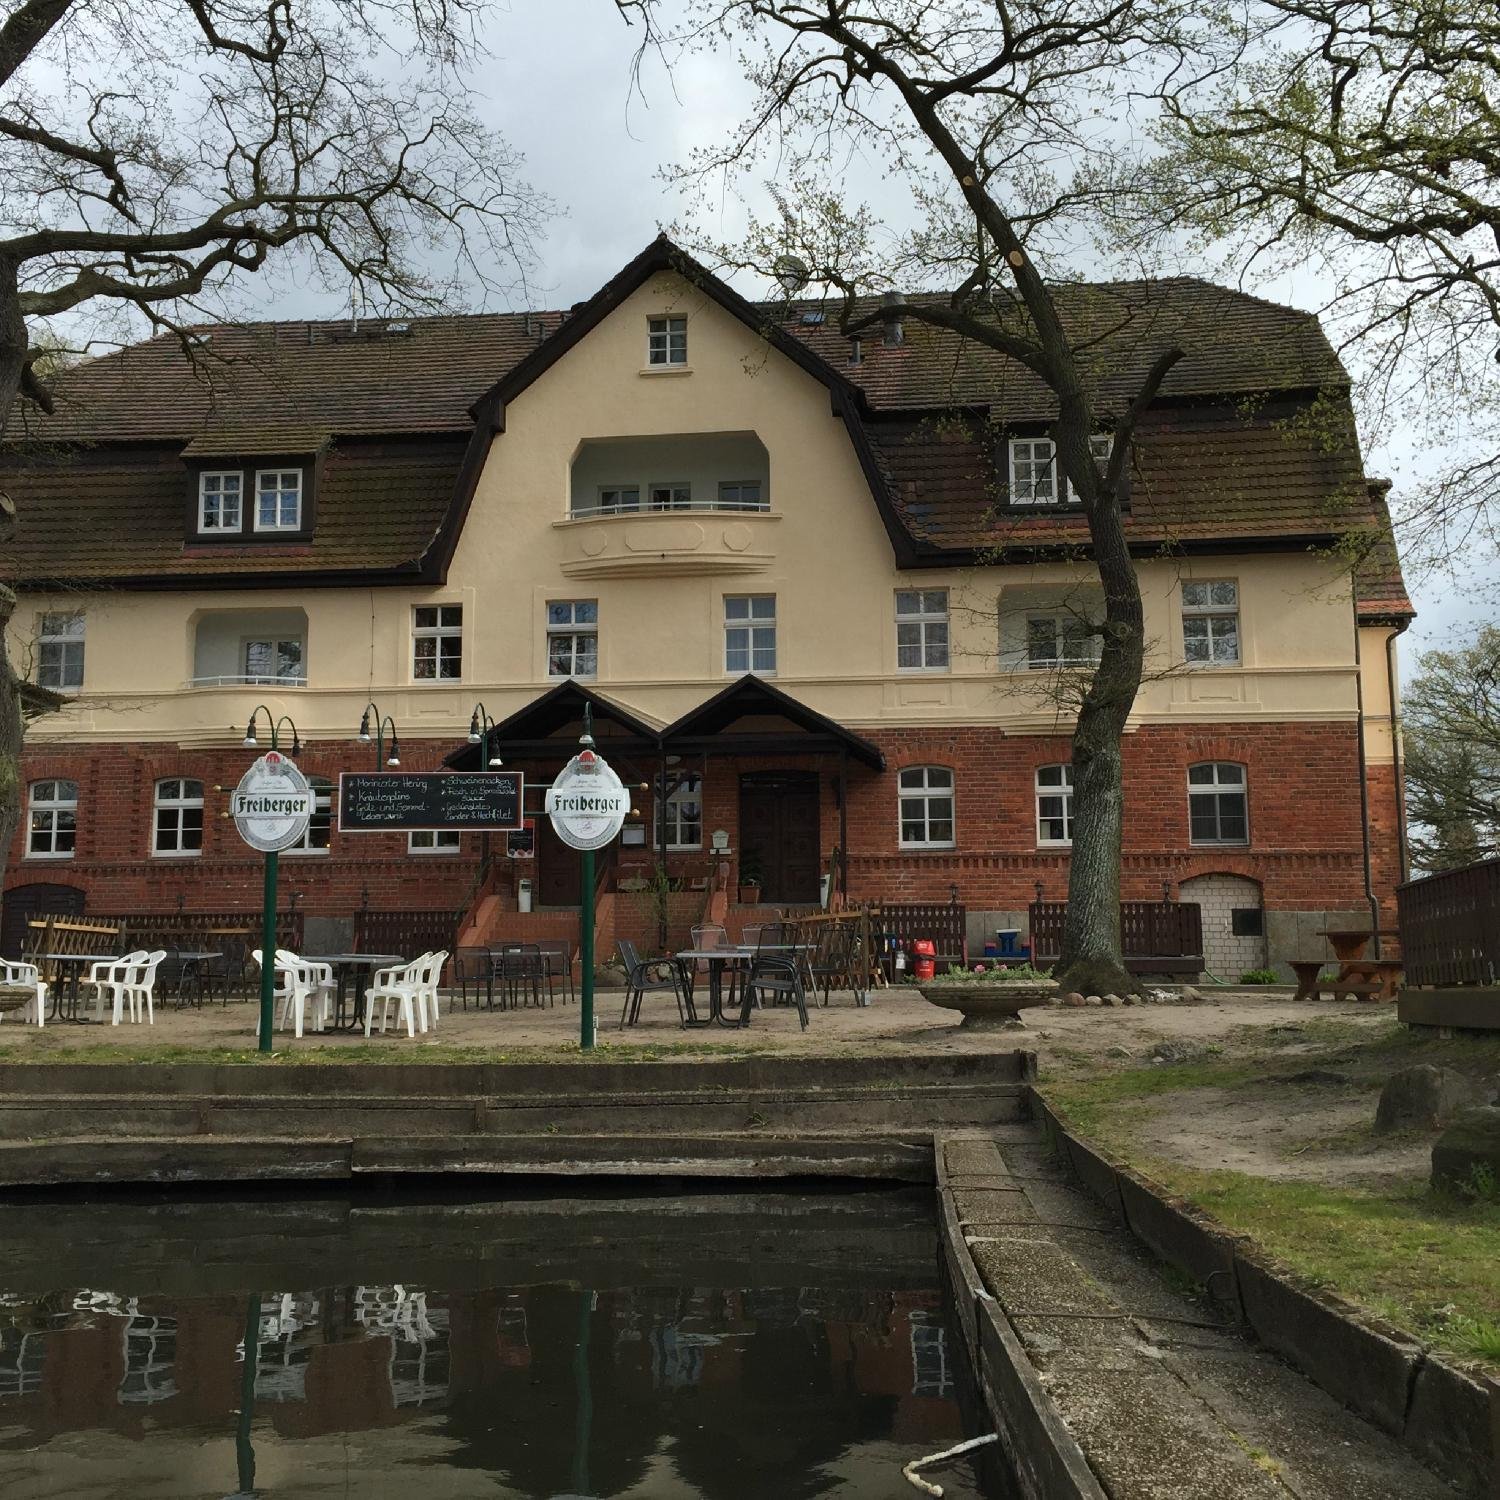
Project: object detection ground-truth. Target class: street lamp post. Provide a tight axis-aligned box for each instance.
[241,707,302,1054]
[356,702,402,769]
[468,702,504,897]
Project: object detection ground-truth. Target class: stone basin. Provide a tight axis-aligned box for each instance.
[915,981,1057,1029]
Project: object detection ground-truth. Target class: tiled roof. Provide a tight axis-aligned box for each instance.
[6,437,464,582]
[1352,495,1416,620]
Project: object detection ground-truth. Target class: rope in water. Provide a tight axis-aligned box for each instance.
[901,1432,1001,1497]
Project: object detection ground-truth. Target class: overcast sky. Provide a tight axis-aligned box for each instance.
[199,0,1500,663]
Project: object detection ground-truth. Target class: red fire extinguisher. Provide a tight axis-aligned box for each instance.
[911,938,936,981]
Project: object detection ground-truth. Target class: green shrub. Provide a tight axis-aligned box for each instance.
[1239,968,1280,985]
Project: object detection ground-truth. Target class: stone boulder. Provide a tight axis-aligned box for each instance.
[1431,1106,1500,1193]
[1374,1065,1478,1133]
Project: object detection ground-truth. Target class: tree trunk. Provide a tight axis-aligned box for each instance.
[1053,401,1147,997]
[0,262,30,899]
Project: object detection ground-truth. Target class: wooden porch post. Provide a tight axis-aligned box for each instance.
[838,745,849,903]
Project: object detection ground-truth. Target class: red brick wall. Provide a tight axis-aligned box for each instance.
[4,720,1402,929]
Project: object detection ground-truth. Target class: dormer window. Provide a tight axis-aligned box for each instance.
[647,316,687,367]
[1008,435,1113,505]
[255,469,303,531]
[198,471,243,532]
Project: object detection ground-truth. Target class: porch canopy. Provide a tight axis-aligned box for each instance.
[658,676,885,770]
[443,680,661,772]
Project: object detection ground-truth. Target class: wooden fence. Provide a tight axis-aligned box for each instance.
[1029,901,1203,976]
[354,909,462,957]
[29,911,303,956]
[871,903,967,966]
[1397,859,1500,987]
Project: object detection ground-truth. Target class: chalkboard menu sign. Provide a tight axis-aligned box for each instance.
[506,822,535,859]
[338,772,522,832]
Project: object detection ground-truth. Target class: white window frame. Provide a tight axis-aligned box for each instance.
[898,765,956,849]
[1188,761,1250,846]
[285,777,333,855]
[895,590,950,672]
[409,829,461,854]
[152,778,205,858]
[716,480,766,512]
[35,611,85,691]
[241,635,306,686]
[1024,614,1098,670]
[596,484,641,514]
[198,470,243,533]
[1008,435,1112,505]
[648,482,693,511]
[1035,764,1074,846]
[646,315,687,366]
[547,600,598,679]
[724,595,776,676]
[26,778,78,859]
[253,468,303,532]
[1181,580,1241,666]
[412,604,463,682]
[656,772,703,851]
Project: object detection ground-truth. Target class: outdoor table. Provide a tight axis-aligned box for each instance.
[675,947,752,1027]
[171,950,222,1009]
[303,954,404,1031]
[38,952,117,1023]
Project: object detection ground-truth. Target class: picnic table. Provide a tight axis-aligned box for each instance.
[1292,929,1405,1003]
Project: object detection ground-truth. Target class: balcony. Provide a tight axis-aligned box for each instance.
[188,607,308,689]
[559,432,778,578]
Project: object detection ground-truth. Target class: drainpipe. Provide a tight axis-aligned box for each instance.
[1385,625,1410,883]
[1351,588,1383,957]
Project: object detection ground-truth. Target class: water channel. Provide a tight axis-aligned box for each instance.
[0,1183,1001,1498]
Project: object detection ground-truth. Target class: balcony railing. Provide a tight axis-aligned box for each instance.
[571,496,771,518]
[186,674,308,689]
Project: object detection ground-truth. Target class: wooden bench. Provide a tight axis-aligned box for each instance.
[1291,957,1403,1003]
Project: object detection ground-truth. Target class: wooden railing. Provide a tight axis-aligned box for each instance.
[1030,901,1203,976]
[870,902,967,966]
[1397,859,1500,987]
[354,909,460,958]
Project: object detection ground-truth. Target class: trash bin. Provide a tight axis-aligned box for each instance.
[517,878,533,914]
[911,938,936,981]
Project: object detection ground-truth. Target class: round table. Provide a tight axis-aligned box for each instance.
[302,955,404,1031]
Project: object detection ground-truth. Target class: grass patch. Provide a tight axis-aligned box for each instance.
[1045,1058,1263,1139]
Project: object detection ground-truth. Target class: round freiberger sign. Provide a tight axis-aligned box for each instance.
[232,750,314,853]
[544,749,629,851]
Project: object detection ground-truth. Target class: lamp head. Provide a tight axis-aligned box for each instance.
[242,715,258,748]
[487,752,504,769]
[357,709,371,744]
[386,734,401,768]
[467,710,481,744]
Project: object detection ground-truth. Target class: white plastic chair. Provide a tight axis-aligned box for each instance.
[276,949,335,1035]
[0,961,47,1027]
[417,951,449,1031]
[83,950,147,1025]
[364,953,431,1038]
[252,950,332,1039]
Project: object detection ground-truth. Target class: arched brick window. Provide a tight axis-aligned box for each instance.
[899,766,955,848]
[27,779,78,859]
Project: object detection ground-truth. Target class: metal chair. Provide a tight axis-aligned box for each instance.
[453,947,495,1011]
[617,940,687,1027]
[495,944,546,1008]
[739,946,809,1029]
[535,940,575,1005]
[809,924,856,1005]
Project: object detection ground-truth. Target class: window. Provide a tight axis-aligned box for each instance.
[198,471,242,532]
[243,636,304,685]
[254,469,302,531]
[36,611,85,690]
[717,480,766,512]
[413,605,462,680]
[647,315,687,366]
[656,773,703,850]
[1182,581,1240,665]
[896,590,949,671]
[1188,762,1249,845]
[1025,614,1097,669]
[725,595,776,675]
[547,600,598,678]
[409,830,461,854]
[899,766,955,848]
[1036,764,1074,845]
[598,485,641,513]
[1008,435,1112,505]
[648,482,692,511]
[1231,907,1264,937]
[27,779,77,858]
[152,778,204,857]
[286,777,333,854]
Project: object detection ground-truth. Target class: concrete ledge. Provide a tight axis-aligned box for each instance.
[1030,1085,1499,1497]
[1398,987,1500,1032]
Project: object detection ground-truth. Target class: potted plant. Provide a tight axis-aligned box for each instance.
[915,963,1057,1029]
[738,850,764,905]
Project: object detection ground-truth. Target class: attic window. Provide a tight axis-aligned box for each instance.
[254,469,303,532]
[199,471,243,532]
[647,316,687,367]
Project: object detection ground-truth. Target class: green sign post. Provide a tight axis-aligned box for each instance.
[233,710,310,1054]
[543,707,629,1052]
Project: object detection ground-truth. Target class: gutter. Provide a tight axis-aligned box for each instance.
[1386,625,1410,882]
[1350,585,1384,957]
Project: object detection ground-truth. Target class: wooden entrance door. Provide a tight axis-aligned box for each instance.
[537,817,582,907]
[738,771,820,904]
[0,882,84,958]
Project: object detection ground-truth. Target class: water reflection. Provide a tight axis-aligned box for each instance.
[0,1190,990,1499]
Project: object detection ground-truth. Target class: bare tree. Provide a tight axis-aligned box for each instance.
[631,0,1242,993]
[1143,0,1500,580]
[0,0,563,890]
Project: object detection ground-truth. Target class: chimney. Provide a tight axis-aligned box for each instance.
[882,291,905,347]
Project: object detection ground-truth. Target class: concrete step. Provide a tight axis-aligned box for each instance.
[0,1129,937,1187]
